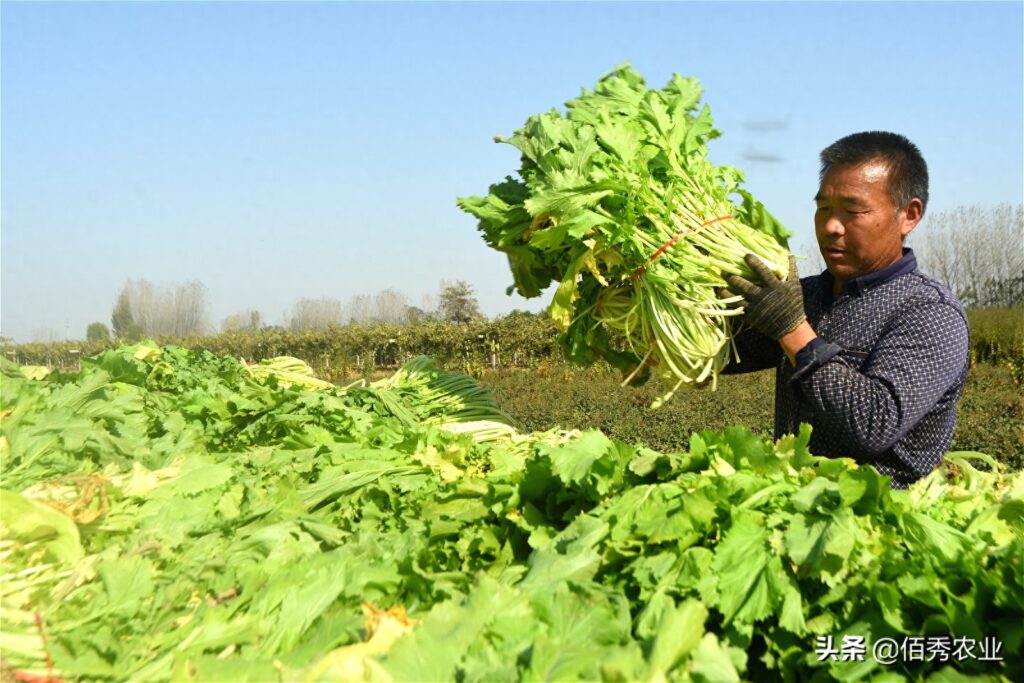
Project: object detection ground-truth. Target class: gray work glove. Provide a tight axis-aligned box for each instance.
[723,254,806,340]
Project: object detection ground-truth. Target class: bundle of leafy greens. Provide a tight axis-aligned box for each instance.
[458,65,792,405]
[1,344,1021,682]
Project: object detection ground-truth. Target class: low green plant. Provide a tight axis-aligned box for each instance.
[967,307,1023,365]
[484,362,1023,472]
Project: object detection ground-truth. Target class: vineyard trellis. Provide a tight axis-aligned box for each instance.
[1,313,564,379]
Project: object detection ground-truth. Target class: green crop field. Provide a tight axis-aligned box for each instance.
[2,310,1021,681]
[482,361,1024,472]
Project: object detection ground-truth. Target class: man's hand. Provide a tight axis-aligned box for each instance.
[723,254,807,340]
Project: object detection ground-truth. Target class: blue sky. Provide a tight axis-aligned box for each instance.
[2,1,1022,343]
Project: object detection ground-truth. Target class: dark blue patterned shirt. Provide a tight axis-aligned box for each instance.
[725,249,970,487]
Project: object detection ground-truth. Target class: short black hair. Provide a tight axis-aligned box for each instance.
[819,131,929,216]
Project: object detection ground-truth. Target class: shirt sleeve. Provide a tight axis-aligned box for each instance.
[790,301,970,456]
[792,337,842,379]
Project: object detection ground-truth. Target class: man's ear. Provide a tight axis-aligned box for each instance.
[900,198,924,239]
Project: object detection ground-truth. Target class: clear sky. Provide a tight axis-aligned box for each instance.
[2,1,1022,343]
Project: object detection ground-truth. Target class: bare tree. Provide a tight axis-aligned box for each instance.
[31,327,62,343]
[221,309,263,333]
[373,288,411,324]
[289,297,345,331]
[111,279,210,338]
[131,280,158,335]
[346,294,373,324]
[172,281,211,337]
[420,292,437,318]
[911,203,1023,306]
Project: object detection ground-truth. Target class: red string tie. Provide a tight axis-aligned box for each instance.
[630,215,732,282]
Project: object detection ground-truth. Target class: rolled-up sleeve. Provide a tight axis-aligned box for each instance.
[792,337,842,380]
[791,302,970,457]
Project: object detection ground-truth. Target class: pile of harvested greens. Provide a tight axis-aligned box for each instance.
[2,343,1021,681]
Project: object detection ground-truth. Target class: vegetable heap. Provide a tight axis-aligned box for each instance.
[458,65,792,405]
[2,344,1021,682]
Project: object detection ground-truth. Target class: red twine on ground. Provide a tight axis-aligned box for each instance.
[12,613,64,683]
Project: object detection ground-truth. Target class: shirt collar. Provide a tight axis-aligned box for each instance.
[820,248,917,298]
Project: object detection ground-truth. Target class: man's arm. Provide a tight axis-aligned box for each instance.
[722,253,808,373]
[723,253,970,455]
[778,320,818,366]
[790,302,970,456]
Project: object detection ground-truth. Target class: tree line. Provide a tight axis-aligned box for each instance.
[84,203,1021,344]
[800,202,1023,308]
[909,203,1023,308]
[87,280,484,343]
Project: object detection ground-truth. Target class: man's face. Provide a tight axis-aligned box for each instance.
[814,159,922,291]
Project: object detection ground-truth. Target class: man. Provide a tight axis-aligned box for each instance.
[722,131,970,488]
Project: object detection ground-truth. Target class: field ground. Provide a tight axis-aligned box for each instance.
[476,362,1024,472]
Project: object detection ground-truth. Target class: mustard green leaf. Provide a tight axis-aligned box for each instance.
[647,598,708,675]
[712,510,786,625]
[0,489,83,564]
[521,514,608,592]
[687,632,742,683]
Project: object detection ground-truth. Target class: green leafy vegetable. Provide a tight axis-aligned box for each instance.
[0,345,1020,682]
[458,65,793,403]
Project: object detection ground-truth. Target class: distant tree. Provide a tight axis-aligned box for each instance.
[111,279,210,338]
[31,328,61,343]
[963,274,1024,309]
[373,288,412,324]
[404,306,431,323]
[910,203,1023,307]
[125,280,158,334]
[289,298,345,331]
[171,281,211,337]
[420,292,437,317]
[222,309,263,333]
[86,322,111,342]
[438,280,482,324]
[346,294,373,324]
[344,290,425,324]
[111,289,135,339]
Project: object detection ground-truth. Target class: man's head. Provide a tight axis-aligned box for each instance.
[814,132,928,291]
[819,131,929,214]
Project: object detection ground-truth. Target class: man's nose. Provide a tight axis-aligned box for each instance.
[823,214,845,236]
